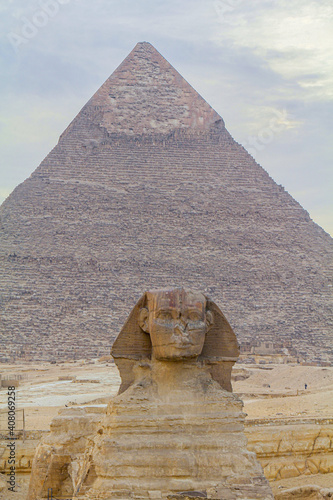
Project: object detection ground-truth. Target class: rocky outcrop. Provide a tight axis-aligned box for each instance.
[246,420,333,481]
[275,484,333,499]
[27,407,103,500]
[0,431,47,475]
[0,474,5,492]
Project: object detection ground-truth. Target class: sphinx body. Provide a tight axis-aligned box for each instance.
[83,359,273,499]
[27,289,273,500]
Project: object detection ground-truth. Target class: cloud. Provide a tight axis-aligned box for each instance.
[211,0,333,101]
[0,188,12,204]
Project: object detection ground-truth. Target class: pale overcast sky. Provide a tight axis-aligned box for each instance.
[1,0,332,235]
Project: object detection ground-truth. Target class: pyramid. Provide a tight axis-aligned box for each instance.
[0,42,332,363]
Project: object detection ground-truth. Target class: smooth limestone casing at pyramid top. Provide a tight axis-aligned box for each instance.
[0,42,332,363]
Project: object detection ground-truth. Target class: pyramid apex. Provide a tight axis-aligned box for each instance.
[64,42,223,137]
[131,41,159,54]
[136,41,153,46]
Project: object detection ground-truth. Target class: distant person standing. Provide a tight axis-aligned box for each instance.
[305,383,308,389]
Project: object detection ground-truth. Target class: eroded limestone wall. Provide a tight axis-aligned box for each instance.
[246,419,333,481]
[1,420,332,483]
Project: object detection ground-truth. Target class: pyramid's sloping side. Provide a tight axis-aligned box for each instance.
[0,43,332,363]
[0,131,332,362]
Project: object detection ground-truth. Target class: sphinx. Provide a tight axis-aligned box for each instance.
[112,287,239,393]
[27,288,274,500]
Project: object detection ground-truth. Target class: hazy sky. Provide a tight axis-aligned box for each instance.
[1,0,332,235]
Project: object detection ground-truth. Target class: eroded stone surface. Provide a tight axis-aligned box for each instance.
[27,289,273,499]
[275,484,333,499]
[78,359,273,499]
[0,474,5,492]
[246,422,333,480]
[27,407,103,500]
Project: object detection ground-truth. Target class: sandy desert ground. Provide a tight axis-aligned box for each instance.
[1,359,333,497]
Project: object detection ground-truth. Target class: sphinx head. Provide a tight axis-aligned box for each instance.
[138,288,213,361]
[111,287,239,393]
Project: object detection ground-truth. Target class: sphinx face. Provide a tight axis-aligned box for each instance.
[141,289,212,361]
